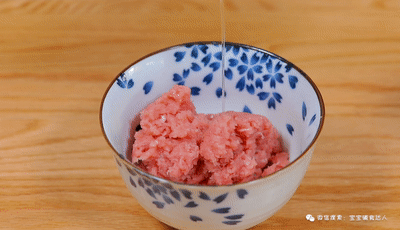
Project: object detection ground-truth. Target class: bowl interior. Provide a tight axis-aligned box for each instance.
[101,42,324,168]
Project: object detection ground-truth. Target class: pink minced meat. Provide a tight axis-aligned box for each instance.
[131,85,289,185]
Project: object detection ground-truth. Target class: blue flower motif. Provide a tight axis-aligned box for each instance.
[215,87,226,98]
[152,201,164,209]
[236,189,249,199]
[129,177,136,188]
[213,193,228,204]
[131,172,248,228]
[263,60,285,88]
[231,53,264,94]
[302,102,307,121]
[301,101,317,126]
[143,81,153,95]
[185,44,208,59]
[172,44,224,97]
[170,190,181,201]
[190,215,203,222]
[191,63,201,71]
[184,201,198,208]
[226,44,248,56]
[191,87,201,96]
[200,54,221,72]
[116,72,134,89]
[309,114,317,126]
[286,124,294,136]
[289,75,298,89]
[285,63,293,72]
[243,106,252,114]
[162,195,174,204]
[174,51,185,62]
[268,92,282,109]
[199,192,211,200]
[212,207,231,214]
[256,91,283,109]
[223,220,241,225]
[172,69,190,85]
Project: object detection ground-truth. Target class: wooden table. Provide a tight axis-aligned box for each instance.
[1,0,399,229]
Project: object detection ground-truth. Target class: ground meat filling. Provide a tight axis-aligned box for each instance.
[131,85,289,185]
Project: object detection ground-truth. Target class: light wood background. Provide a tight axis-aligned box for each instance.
[1,0,399,229]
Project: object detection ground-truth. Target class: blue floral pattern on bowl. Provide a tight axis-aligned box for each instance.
[169,42,319,140]
[117,159,248,226]
[114,42,319,140]
[169,42,301,112]
[101,42,325,230]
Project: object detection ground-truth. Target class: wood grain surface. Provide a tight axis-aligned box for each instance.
[1,0,399,229]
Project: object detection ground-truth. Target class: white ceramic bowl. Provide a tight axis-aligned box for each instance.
[100,42,325,230]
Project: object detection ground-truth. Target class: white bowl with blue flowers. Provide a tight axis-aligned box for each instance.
[100,41,325,230]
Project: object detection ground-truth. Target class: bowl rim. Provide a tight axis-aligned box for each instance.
[100,41,325,188]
